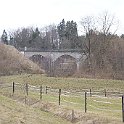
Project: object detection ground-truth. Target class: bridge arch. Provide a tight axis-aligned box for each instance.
[51,52,82,62]
[29,54,49,71]
[53,55,77,76]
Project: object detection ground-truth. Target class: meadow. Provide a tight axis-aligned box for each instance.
[0,74,124,91]
[0,74,124,124]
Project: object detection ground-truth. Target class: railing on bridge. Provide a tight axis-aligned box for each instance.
[18,47,83,53]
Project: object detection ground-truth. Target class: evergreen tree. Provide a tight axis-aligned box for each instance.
[66,20,78,48]
[57,19,66,41]
[32,27,40,40]
[1,30,8,45]
[9,36,16,47]
[57,19,78,49]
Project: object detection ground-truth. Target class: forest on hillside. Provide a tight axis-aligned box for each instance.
[1,12,124,79]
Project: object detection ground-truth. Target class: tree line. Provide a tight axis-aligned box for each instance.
[1,12,124,79]
[1,19,79,50]
[80,12,124,79]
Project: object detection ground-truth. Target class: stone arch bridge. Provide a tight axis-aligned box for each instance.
[22,49,86,76]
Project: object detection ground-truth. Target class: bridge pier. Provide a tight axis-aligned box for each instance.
[76,61,80,73]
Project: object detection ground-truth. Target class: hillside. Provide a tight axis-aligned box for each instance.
[0,43,44,75]
[0,94,71,124]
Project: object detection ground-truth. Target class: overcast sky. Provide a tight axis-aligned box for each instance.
[0,0,124,35]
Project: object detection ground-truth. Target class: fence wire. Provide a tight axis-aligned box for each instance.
[0,82,123,118]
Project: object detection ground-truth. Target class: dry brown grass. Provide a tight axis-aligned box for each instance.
[0,94,72,124]
[0,43,44,75]
[32,101,124,124]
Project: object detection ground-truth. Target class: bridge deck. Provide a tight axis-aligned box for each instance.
[19,48,83,53]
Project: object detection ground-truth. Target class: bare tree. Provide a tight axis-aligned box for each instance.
[80,12,119,76]
[97,11,119,68]
[80,16,96,71]
[98,11,119,36]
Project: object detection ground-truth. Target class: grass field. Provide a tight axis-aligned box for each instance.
[0,74,124,124]
[0,74,124,91]
[0,88,123,124]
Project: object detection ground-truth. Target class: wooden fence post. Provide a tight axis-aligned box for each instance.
[104,89,106,97]
[12,82,15,94]
[40,86,42,100]
[59,89,61,105]
[122,95,124,122]
[71,110,75,122]
[85,92,87,113]
[26,83,28,96]
[90,89,92,97]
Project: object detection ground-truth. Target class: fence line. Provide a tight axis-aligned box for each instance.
[0,82,123,97]
[0,82,123,119]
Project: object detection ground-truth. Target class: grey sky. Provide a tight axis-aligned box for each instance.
[0,0,124,35]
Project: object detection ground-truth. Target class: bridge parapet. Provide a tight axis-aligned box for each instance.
[24,51,86,62]
[19,48,83,53]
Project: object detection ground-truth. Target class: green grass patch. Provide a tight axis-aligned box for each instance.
[0,74,124,92]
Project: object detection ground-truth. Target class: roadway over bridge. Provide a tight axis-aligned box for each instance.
[21,48,87,76]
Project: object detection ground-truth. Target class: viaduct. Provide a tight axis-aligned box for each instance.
[21,49,86,76]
